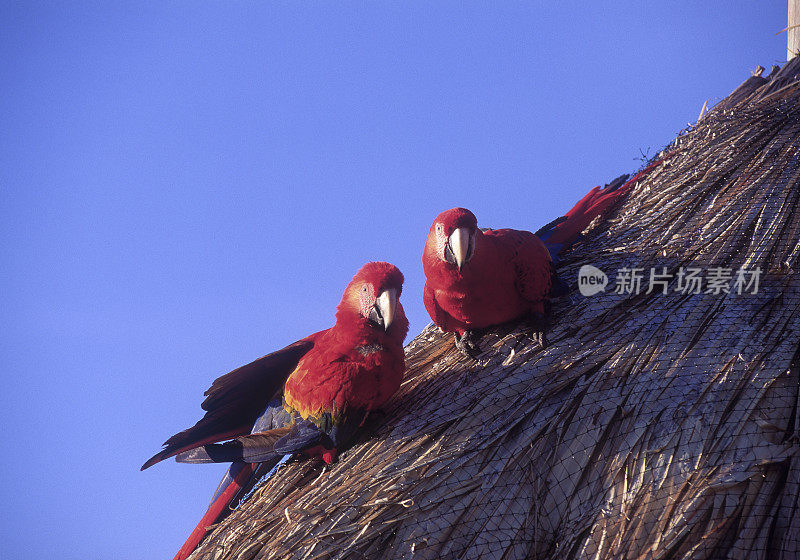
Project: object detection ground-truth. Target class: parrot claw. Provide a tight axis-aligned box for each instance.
[454,331,483,359]
[303,444,338,464]
[531,330,547,348]
[523,313,549,349]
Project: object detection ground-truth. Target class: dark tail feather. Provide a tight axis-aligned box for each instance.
[176,428,293,464]
[141,427,249,470]
[176,421,325,464]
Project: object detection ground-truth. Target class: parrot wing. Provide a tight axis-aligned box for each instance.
[485,229,553,305]
[175,420,327,464]
[423,282,452,332]
[175,429,294,463]
[141,337,317,470]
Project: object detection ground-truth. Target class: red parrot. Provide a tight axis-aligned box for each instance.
[142,262,408,560]
[422,175,637,357]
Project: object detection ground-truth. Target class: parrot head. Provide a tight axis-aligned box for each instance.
[337,262,407,336]
[427,207,478,272]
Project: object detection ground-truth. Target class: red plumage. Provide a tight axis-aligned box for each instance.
[172,463,257,560]
[284,261,408,423]
[423,182,634,354]
[143,261,408,560]
[422,209,551,337]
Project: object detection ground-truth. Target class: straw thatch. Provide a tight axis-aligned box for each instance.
[188,60,800,560]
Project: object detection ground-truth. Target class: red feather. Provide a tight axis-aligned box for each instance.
[144,261,409,560]
[422,178,638,338]
[141,338,315,470]
[423,217,551,337]
[284,263,408,421]
[172,463,256,560]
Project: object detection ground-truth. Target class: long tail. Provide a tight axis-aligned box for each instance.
[172,456,294,560]
[171,415,329,559]
[537,155,673,259]
[173,462,257,560]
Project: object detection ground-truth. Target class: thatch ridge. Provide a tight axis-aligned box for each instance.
[189,62,800,560]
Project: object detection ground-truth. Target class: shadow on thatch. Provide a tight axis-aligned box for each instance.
[190,60,800,560]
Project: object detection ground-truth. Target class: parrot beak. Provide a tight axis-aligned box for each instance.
[448,227,472,271]
[372,288,397,331]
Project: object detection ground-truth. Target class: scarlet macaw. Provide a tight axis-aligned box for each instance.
[142,262,408,560]
[422,176,633,357]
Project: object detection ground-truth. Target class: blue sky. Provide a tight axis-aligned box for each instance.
[0,3,787,559]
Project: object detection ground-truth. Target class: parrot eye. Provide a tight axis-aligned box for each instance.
[362,285,369,293]
[436,224,443,233]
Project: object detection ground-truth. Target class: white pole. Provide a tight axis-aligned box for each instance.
[789,0,800,60]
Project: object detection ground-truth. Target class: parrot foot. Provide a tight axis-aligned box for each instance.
[454,331,483,359]
[303,445,338,464]
[522,313,548,348]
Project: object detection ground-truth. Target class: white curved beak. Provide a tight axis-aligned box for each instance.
[449,227,471,271]
[376,288,397,331]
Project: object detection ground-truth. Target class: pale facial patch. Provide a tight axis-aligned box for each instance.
[358,283,377,318]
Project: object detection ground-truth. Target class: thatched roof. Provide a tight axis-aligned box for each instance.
[188,60,800,560]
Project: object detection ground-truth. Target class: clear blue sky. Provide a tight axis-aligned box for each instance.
[0,3,787,558]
